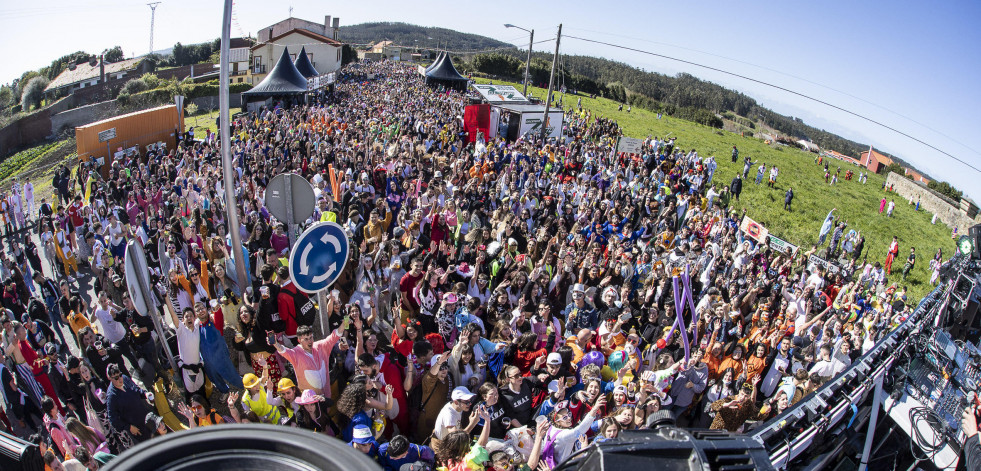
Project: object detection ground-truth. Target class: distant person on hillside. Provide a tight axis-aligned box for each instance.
[730,175,743,201]
[886,200,895,217]
[818,208,837,245]
[768,166,779,188]
[879,197,887,214]
[704,156,717,184]
[784,188,794,211]
[731,145,739,163]
[755,163,766,185]
[902,247,916,281]
[742,157,754,179]
[885,236,899,275]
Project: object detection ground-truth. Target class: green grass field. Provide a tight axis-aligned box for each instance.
[477,78,955,301]
[185,109,221,136]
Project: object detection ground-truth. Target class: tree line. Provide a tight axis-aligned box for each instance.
[459,49,892,160]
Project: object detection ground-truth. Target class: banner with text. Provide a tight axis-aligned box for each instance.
[768,235,799,256]
[740,216,769,242]
[616,137,644,155]
[472,84,529,103]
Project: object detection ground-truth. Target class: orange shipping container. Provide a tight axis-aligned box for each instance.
[76,104,180,178]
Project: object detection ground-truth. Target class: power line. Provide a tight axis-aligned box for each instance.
[564,26,981,159]
[563,34,981,176]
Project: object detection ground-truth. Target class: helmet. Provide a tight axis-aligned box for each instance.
[243,373,260,389]
[277,378,296,392]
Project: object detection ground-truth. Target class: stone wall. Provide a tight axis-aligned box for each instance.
[885,172,980,231]
[0,108,52,155]
[50,100,120,137]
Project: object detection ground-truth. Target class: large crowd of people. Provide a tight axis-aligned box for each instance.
[0,59,918,471]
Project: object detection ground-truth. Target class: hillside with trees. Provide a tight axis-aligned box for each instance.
[338,22,511,50]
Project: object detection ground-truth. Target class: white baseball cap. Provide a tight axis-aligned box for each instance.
[546,352,562,366]
[451,386,476,401]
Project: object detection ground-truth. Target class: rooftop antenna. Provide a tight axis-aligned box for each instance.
[147,2,161,54]
[289,6,293,17]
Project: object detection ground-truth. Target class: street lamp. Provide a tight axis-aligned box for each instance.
[504,24,533,97]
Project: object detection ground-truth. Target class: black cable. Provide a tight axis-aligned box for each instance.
[562,34,981,176]
[908,406,958,469]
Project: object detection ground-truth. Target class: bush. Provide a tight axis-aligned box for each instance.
[20,76,49,111]
[119,79,148,95]
[927,180,962,201]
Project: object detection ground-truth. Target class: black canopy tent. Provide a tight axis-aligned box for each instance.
[425,51,446,74]
[242,47,309,109]
[293,46,319,79]
[425,53,468,91]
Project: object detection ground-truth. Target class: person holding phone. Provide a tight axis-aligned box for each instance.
[233,305,283,387]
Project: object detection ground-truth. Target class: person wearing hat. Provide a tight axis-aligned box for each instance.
[22,313,57,352]
[294,389,339,436]
[561,284,597,337]
[432,386,479,442]
[267,377,299,421]
[349,423,380,461]
[379,434,435,471]
[708,378,762,432]
[146,412,170,438]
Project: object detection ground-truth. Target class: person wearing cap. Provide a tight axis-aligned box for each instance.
[561,284,597,337]
[267,377,299,421]
[349,423,380,461]
[239,371,281,425]
[379,434,435,471]
[146,412,170,438]
[432,385,479,443]
[22,314,57,352]
[43,344,79,412]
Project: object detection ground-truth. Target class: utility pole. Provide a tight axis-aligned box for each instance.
[147,2,161,55]
[523,29,534,97]
[219,0,249,294]
[540,24,561,142]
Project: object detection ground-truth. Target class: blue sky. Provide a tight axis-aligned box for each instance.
[2,0,979,201]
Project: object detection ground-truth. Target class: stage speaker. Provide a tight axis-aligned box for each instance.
[970,225,981,259]
[554,426,774,471]
[0,432,42,471]
[106,424,381,471]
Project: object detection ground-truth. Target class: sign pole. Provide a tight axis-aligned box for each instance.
[317,290,330,338]
[219,0,249,294]
[540,24,562,142]
[125,242,180,382]
[285,173,297,246]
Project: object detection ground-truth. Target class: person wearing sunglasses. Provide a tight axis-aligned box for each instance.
[177,394,225,428]
[104,364,153,445]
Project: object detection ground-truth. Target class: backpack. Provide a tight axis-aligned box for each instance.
[282,286,316,327]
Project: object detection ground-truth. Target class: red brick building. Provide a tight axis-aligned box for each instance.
[860,148,894,173]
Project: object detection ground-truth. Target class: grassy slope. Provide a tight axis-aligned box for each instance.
[477,78,954,301]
